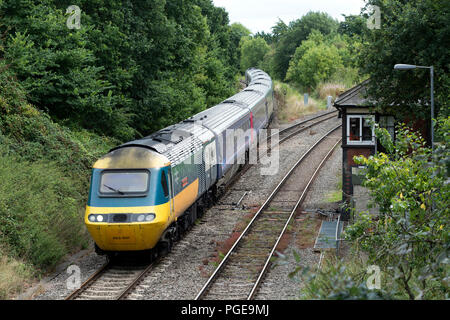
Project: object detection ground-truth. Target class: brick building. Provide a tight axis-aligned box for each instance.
[333,80,395,205]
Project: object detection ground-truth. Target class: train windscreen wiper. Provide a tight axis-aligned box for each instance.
[103,184,125,195]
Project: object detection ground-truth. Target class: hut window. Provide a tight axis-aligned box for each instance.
[347,115,375,145]
[380,116,395,141]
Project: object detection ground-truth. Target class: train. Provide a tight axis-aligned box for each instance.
[85,68,274,258]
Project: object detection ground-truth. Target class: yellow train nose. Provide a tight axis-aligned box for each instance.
[85,203,171,252]
[86,221,168,251]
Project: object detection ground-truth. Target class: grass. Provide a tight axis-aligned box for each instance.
[0,250,34,299]
[324,190,343,203]
[0,153,89,269]
[293,216,322,249]
[324,171,343,203]
[316,82,347,100]
[274,81,324,124]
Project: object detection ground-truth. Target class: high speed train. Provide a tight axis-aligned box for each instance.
[85,68,274,257]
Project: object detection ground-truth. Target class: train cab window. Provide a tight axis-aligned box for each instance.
[161,171,169,198]
[100,170,149,195]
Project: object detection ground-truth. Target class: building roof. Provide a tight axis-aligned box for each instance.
[334,79,374,108]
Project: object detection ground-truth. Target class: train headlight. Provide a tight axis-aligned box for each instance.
[137,214,145,222]
[96,215,104,222]
[145,214,156,222]
[88,215,96,222]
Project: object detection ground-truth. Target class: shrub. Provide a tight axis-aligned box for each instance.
[286,43,343,90]
[240,37,271,71]
[345,122,450,299]
[0,153,89,269]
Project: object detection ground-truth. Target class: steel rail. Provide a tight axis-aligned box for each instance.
[65,261,156,300]
[116,258,160,300]
[247,136,342,300]
[277,114,337,144]
[278,110,337,135]
[266,110,337,144]
[225,111,338,194]
[277,110,337,137]
[67,111,339,301]
[195,124,341,300]
[65,261,110,300]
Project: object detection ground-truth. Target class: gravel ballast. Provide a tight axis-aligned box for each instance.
[26,111,342,300]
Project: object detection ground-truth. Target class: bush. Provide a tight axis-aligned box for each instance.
[0,252,33,299]
[286,43,343,90]
[345,122,450,299]
[274,81,322,123]
[240,37,271,71]
[292,255,395,300]
[0,61,116,272]
[0,153,88,268]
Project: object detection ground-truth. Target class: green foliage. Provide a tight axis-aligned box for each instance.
[284,29,364,90]
[285,33,343,90]
[290,122,448,300]
[295,259,394,300]
[0,153,87,268]
[272,12,339,80]
[240,37,270,71]
[338,14,368,38]
[0,62,115,174]
[2,3,134,140]
[0,0,243,140]
[291,122,449,300]
[0,0,245,277]
[230,23,251,39]
[271,19,289,44]
[344,122,450,299]
[0,60,116,271]
[359,0,450,120]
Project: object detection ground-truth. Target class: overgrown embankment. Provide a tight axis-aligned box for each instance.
[274,80,347,124]
[0,63,116,299]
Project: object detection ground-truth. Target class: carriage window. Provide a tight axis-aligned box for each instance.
[161,171,169,198]
[100,171,149,195]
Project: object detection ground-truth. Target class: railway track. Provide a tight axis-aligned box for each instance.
[65,111,339,301]
[65,260,156,300]
[223,110,338,193]
[276,110,337,143]
[195,125,342,300]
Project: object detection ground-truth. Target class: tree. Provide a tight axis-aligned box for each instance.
[240,37,270,72]
[359,0,450,121]
[271,19,289,43]
[231,22,251,39]
[272,12,339,80]
[254,31,273,45]
[286,41,343,90]
[0,0,242,139]
[338,14,367,38]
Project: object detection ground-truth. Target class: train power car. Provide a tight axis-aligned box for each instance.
[85,68,273,257]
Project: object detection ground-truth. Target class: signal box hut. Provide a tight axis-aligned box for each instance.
[333,80,395,210]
